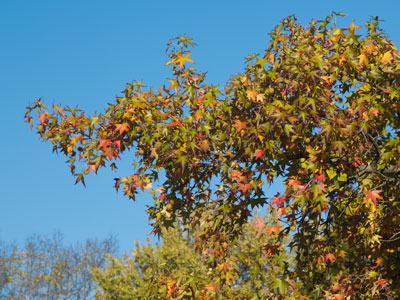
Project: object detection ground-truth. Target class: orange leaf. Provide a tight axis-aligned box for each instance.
[365,190,383,206]
[115,123,129,135]
[339,53,347,65]
[204,282,219,292]
[102,147,117,160]
[246,88,259,101]
[267,225,282,236]
[238,183,252,194]
[333,294,346,300]
[352,156,362,167]
[98,139,112,150]
[38,114,48,124]
[194,111,203,122]
[267,52,275,64]
[287,178,306,191]
[325,253,336,263]
[370,108,379,117]
[277,207,287,218]
[88,164,98,174]
[113,140,122,150]
[271,196,285,207]
[217,262,231,273]
[150,147,158,160]
[232,120,248,131]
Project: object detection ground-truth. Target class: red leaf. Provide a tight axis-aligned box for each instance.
[271,196,285,207]
[231,170,243,182]
[254,149,265,160]
[376,278,388,288]
[365,190,383,206]
[352,156,362,167]
[314,173,326,183]
[383,88,391,93]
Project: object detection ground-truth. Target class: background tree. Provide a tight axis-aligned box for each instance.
[93,214,292,299]
[0,233,117,300]
[26,14,400,299]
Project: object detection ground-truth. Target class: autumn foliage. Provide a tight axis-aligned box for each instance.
[26,14,400,299]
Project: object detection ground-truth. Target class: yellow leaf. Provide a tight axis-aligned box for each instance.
[204,282,219,292]
[320,75,330,83]
[70,137,78,147]
[332,27,343,36]
[267,52,275,64]
[173,52,194,70]
[167,78,180,94]
[358,53,367,66]
[90,115,100,127]
[382,51,393,64]
[348,20,361,33]
[369,271,378,278]
[326,168,337,179]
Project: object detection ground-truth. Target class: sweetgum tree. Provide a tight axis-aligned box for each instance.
[26,14,400,299]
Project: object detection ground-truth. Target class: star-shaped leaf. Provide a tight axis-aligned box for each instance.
[174,52,194,70]
[365,190,383,206]
[115,123,129,135]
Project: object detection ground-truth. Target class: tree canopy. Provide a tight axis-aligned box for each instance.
[0,233,116,300]
[26,14,400,299]
[93,215,290,299]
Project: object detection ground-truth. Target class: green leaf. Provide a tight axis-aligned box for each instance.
[273,278,289,294]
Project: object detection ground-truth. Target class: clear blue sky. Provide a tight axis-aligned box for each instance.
[1,0,400,253]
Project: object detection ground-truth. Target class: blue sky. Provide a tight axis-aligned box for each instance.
[1,0,400,253]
